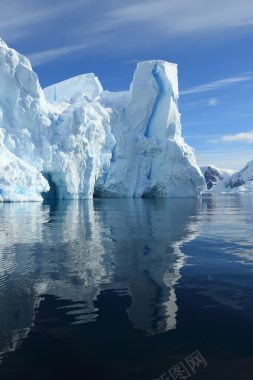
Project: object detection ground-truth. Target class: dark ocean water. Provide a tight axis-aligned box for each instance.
[0,195,253,380]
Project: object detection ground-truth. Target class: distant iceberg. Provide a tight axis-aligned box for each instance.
[0,38,205,201]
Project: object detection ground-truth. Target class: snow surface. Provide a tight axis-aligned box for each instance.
[0,39,205,201]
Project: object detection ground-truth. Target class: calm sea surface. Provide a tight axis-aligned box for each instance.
[0,195,253,380]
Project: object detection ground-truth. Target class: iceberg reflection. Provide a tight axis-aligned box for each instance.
[0,198,200,360]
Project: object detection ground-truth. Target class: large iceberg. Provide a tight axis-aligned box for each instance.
[0,38,205,201]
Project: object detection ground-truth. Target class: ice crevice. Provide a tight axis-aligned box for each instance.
[145,63,171,141]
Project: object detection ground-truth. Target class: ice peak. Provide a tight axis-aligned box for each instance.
[0,38,8,49]
[137,59,177,68]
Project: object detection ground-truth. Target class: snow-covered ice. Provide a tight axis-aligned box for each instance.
[0,39,205,201]
[202,162,253,193]
[201,165,235,190]
[44,73,103,103]
[224,160,253,192]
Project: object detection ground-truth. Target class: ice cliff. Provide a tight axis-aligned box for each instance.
[0,38,205,201]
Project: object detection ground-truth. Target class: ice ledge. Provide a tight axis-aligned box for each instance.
[44,73,103,103]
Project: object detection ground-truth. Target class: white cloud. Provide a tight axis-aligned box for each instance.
[181,73,253,95]
[222,130,253,143]
[207,130,253,144]
[209,97,218,106]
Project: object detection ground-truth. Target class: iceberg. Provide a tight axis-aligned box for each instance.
[0,38,205,201]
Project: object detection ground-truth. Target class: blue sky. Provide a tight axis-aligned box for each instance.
[1,0,253,169]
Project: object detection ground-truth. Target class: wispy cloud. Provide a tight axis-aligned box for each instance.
[1,2,80,30]
[222,130,253,143]
[28,43,89,67]
[93,0,253,36]
[209,97,218,106]
[0,1,86,41]
[181,73,253,95]
[2,0,253,66]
